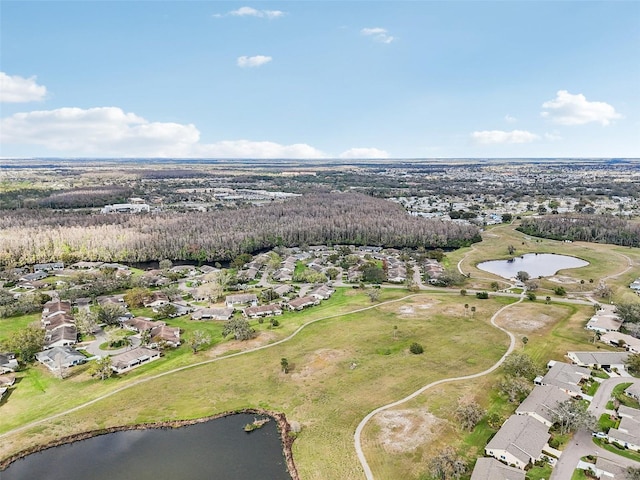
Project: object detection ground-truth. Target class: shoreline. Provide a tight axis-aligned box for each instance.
[0,408,300,480]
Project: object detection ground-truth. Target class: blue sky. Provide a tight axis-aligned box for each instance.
[1,1,639,159]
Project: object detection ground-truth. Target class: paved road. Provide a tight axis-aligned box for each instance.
[550,378,640,480]
[353,292,524,480]
[83,329,141,358]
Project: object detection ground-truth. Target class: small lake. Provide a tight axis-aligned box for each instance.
[2,414,291,480]
[477,253,589,279]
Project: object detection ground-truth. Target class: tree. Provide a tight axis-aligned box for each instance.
[545,296,551,304]
[507,245,516,255]
[524,279,539,291]
[392,325,398,339]
[552,398,596,435]
[280,357,289,373]
[88,356,113,380]
[155,303,178,319]
[232,253,253,269]
[366,288,380,302]
[361,264,385,284]
[222,318,255,341]
[526,292,537,301]
[595,283,614,301]
[459,289,467,296]
[96,303,127,326]
[553,286,566,296]
[470,306,476,317]
[616,303,640,324]
[502,352,540,380]
[2,325,45,363]
[475,291,489,299]
[267,252,282,271]
[428,447,467,480]
[159,259,173,271]
[516,271,530,282]
[325,267,340,280]
[498,376,532,403]
[409,342,424,354]
[187,330,210,353]
[454,399,485,431]
[196,281,223,305]
[75,310,99,336]
[490,281,500,291]
[464,303,469,317]
[502,213,512,223]
[625,353,640,376]
[124,287,153,308]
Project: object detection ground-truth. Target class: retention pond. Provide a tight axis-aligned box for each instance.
[477,253,588,279]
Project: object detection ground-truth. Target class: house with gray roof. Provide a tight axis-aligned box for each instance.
[515,385,571,427]
[287,295,319,311]
[0,353,18,373]
[111,347,161,374]
[485,414,551,470]
[600,332,640,354]
[586,304,623,333]
[225,293,258,309]
[36,346,86,372]
[44,325,78,349]
[470,457,525,480]
[535,361,590,396]
[593,457,627,479]
[191,307,234,321]
[567,351,630,370]
[625,383,640,402]
[608,405,640,451]
[244,304,282,319]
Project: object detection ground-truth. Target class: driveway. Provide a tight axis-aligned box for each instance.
[550,378,640,479]
[83,329,141,358]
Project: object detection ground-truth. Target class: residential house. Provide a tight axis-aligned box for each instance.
[0,374,15,387]
[191,307,234,321]
[567,351,630,371]
[592,457,628,479]
[608,405,640,451]
[0,353,19,373]
[96,294,127,307]
[586,304,623,333]
[485,414,551,470]
[535,361,590,397]
[515,385,571,427]
[150,324,181,347]
[308,285,334,300]
[273,284,294,297]
[600,332,640,354]
[198,265,219,275]
[143,292,170,309]
[244,304,282,319]
[470,458,525,480]
[42,300,72,320]
[123,317,162,333]
[70,261,104,270]
[111,347,161,373]
[44,325,78,348]
[19,271,48,282]
[43,312,75,330]
[238,267,259,282]
[0,387,7,401]
[36,346,86,372]
[33,262,64,272]
[625,384,640,402]
[287,296,319,311]
[630,278,640,293]
[225,294,258,309]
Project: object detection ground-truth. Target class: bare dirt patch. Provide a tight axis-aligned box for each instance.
[548,275,578,284]
[375,409,443,453]
[291,348,348,381]
[207,331,278,358]
[496,305,566,333]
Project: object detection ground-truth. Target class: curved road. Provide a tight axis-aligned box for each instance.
[353,291,523,479]
[0,294,421,441]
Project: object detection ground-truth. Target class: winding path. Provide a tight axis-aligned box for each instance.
[0,294,421,441]
[353,291,523,479]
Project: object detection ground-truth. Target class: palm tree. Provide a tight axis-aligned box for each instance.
[464,303,469,317]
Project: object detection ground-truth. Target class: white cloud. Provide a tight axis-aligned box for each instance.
[0,106,327,158]
[541,90,622,126]
[471,130,540,145]
[237,55,272,68]
[0,72,47,103]
[215,6,284,19]
[361,27,395,44]
[339,147,389,159]
[504,114,517,123]
[544,132,563,142]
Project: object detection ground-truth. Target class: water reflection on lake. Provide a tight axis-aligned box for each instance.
[2,414,291,480]
[477,253,588,279]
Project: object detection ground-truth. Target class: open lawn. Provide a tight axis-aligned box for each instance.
[0,312,40,342]
[0,292,510,480]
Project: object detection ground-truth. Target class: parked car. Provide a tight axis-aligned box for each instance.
[592,432,607,439]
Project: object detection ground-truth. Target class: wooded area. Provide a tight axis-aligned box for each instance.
[517,214,640,247]
[0,192,480,267]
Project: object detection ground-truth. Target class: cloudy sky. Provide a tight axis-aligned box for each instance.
[1,1,638,159]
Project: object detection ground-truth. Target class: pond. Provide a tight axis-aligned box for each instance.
[2,414,291,480]
[477,253,588,279]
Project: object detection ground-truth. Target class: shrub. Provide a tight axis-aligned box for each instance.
[409,342,424,354]
[476,291,489,299]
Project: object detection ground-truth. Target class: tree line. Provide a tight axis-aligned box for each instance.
[517,214,640,247]
[0,192,480,267]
